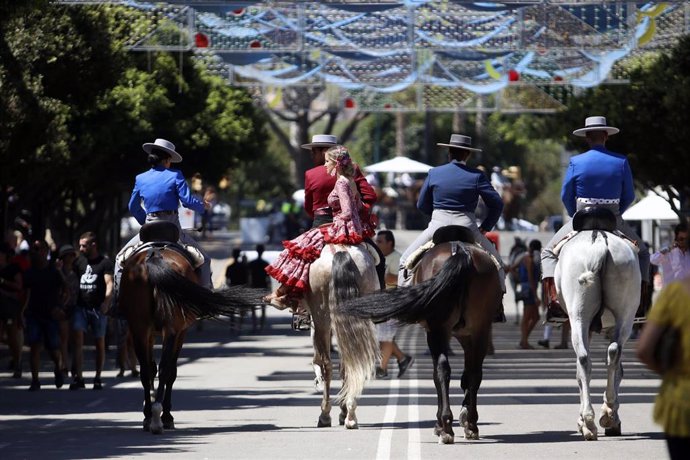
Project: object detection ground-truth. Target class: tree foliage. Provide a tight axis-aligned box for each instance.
[0,4,275,252]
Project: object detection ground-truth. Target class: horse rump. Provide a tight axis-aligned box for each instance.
[337,250,473,324]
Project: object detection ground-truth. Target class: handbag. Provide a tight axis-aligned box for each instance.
[653,325,681,374]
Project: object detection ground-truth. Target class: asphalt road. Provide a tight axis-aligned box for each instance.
[0,230,668,459]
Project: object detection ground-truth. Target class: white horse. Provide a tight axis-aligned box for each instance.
[304,243,380,429]
[555,227,640,441]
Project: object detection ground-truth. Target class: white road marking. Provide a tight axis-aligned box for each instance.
[407,329,421,460]
[375,378,400,460]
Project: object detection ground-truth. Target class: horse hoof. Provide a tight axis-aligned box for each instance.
[339,412,346,426]
[464,428,479,440]
[599,412,618,429]
[438,432,455,444]
[345,419,359,430]
[458,407,468,427]
[605,424,621,436]
[317,415,332,428]
[163,420,175,430]
[143,418,151,432]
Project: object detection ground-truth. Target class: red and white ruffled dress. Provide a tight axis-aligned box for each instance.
[266,176,368,295]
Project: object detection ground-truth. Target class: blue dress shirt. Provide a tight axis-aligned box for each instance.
[128,167,205,225]
[561,145,635,217]
[417,160,504,231]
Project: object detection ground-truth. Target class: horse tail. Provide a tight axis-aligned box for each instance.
[338,250,473,324]
[145,250,258,322]
[330,251,378,403]
[577,231,608,287]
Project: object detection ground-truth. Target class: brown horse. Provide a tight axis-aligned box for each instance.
[339,226,501,444]
[120,240,257,434]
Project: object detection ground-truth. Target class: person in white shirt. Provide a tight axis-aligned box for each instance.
[650,223,690,287]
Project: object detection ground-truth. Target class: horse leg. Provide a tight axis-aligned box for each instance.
[428,329,454,444]
[311,308,333,428]
[599,326,628,436]
[458,332,488,440]
[132,328,153,432]
[162,330,186,430]
[572,321,597,440]
[337,365,358,429]
[150,332,177,435]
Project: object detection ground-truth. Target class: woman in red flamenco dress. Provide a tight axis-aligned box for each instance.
[263,145,372,310]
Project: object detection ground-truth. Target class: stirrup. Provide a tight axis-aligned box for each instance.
[632,316,647,324]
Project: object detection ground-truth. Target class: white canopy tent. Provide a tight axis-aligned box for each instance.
[364,156,433,174]
[622,189,680,249]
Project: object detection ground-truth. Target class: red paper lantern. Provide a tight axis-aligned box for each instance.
[344,98,356,109]
[554,75,564,82]
[249,40,262,49]
[194,32,209,48]
[233,8,245,16]
[508,69,520,82]
[384,103,392,109]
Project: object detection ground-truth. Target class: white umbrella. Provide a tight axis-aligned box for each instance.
[622,190,679,221]
[364,156,433,174]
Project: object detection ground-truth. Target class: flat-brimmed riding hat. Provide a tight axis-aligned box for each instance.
[142,138,183,163]
[301,134,338,150]
[437,134,481,152]
[572,116,619,137]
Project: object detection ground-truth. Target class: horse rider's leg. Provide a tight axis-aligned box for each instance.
[179,231,213,289]
[571,320,597,440]
[457,331,488,440]
[427,328,455,444]
[474,230,507,293]
[112,233,141,315]
[162,330,186,430]
[150,331,178,434]
[397,219,443,287]
[364,238,386,289]
[310,301,333,428]
[616,217,651,315]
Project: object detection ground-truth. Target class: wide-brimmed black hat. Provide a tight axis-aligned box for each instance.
[437,134,482,152]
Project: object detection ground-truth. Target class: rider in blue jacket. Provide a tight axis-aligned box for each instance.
[541,117,650,323]
[114,139,212,299]
[398,134,505,295]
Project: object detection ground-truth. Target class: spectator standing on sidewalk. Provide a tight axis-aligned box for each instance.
[55,244,79,377]
[23,240,66,391]
[374,230,414,379]
[71,232,113,390]
[0,242,24,378]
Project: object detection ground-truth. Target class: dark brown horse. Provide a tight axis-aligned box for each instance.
[120,239,257,434]
[339,226,501,444]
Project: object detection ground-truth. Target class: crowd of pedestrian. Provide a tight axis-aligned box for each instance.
[0,229,138,391]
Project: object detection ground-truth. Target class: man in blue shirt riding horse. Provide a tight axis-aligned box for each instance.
[398,134,506,297]
[541,116,650,323]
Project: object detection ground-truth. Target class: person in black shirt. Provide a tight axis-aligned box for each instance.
[70,232,113,391]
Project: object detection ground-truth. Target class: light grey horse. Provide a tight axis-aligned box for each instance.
[304,243,380,429]
[555,229,640,440]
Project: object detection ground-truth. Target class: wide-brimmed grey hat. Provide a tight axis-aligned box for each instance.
[437,134,482,152]
[301,134,338,150]
[572,116,619,137]
[142,138,183,163]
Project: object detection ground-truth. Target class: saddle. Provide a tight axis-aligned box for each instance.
[404,225,499,273]
[553,207,638,257]
[120,221,204,269]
